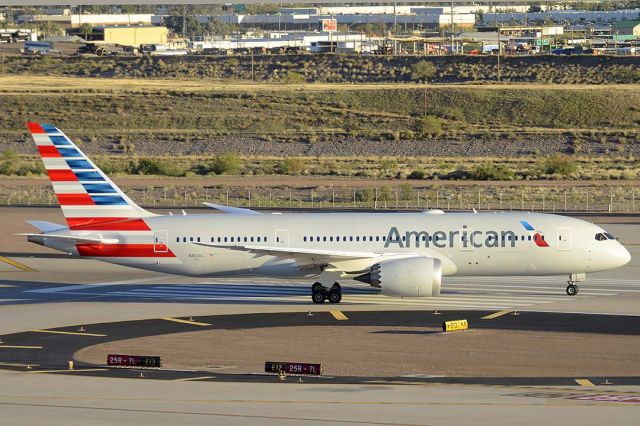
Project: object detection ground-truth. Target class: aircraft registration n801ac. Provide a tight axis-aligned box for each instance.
[22,123,631,304]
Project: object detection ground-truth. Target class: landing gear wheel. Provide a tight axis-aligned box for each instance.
[566,283,579,296]
[311,283,325,304]
[328,283,342,304]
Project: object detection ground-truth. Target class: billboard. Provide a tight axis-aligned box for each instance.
[321,19,337,32]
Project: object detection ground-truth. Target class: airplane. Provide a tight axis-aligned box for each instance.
[22,122,631,303]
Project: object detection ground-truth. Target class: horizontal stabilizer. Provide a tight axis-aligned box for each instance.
[203,203,263,215]
[27,220,66,233]
[17,233,119,244]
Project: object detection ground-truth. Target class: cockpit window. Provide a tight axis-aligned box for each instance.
[595,233,607,241]
[604,233,616,240]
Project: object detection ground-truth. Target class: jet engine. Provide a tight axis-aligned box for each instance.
[354,257,442,297]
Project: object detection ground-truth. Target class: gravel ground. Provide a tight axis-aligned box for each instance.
[4,133,635,157]
[75,326,640,377]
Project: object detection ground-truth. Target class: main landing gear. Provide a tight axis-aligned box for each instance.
[311,282,342,304]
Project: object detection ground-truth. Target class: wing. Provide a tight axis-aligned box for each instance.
[202,203,263,215]
[193,241,415,272]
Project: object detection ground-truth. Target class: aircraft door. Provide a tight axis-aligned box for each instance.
[275,229,289,247]
[154,230,169,253]
[557,227,572,251]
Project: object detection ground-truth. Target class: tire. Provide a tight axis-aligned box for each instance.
[328,289,342,304]
[312,286,325,304]
[566,284,578,296]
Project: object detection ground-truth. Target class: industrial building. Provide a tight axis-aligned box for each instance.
[17,12,156,28]
[69,25,168,47]
[613,21,640,38]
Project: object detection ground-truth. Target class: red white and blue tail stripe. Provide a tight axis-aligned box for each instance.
[27,122,156,231]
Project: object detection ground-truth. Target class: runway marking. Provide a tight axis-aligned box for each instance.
[28,368,106,374]
[575,379,596,387]
[161,317,211,327]
[32,329,106,337]
[330,311,349,321]
[25,276,169,294]
[0,345,43,349]
[481,310,514,320]
[0,256,36,272]
[174,376,216,382]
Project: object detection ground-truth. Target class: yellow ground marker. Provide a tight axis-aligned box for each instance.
[0,256,36,272]
[32,329,106,337]
[174,376,216,382]
[161,317,211,327]
[29,368,106,374]
[575,379,596,387]
[481,309,513,320]
[0,345,43,349]
[330,311,348,321]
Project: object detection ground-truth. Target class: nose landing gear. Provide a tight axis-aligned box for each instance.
[311,282,342,304]
[565,273,585,296]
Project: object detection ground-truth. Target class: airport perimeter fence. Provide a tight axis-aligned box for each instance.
[2,184,639,213]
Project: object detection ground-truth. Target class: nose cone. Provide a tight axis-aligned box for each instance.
[613,243,632,268]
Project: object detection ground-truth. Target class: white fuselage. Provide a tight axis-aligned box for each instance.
[43,211,631,279]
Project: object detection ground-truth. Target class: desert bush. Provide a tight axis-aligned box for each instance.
[277,157,305,175]
[470,163,515,180]
[411,60,437,81]
[209,152,242,175]
[135,158,186,177]
[541,154,578,177]
[418,115,443,138]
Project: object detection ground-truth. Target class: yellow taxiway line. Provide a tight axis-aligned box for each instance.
[32,329,106,337]
[330,311,349,321]
[0,256,36,272]
[161,317,211,327]
[575,379,596,387]
[481,310,514,320]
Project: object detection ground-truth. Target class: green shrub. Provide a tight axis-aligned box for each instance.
[277,157,305,175]
[411,60,437,81]
[407,169,426,179]
[542,154,578,177]
[281,71,305,84]
[470,163,515,180]
[135,158,186,177]
[209,152,242,175]
[418,115,443,138]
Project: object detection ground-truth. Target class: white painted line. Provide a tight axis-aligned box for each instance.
[25,276,170,293]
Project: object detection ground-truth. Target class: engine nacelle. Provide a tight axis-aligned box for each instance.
[356,257,442,297]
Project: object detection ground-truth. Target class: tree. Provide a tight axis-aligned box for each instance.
[79,23,93,41]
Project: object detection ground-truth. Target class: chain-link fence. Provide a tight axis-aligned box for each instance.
[2,184,638,213]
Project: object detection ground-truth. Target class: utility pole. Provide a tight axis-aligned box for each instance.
[450,0,455,54]
[182,4,187,38]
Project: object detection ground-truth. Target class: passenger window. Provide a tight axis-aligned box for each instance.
[251,237,254,242]
[303,236,307,242]
[528,235,532,241]
[190,237,193,242]
[244,237,247,242]
[197,237,201,242]
[369,236,373,242]
[231,237,234,242]
[376,236,380,242]
[176,237,180,243]
[356,236,360,241]
[330,236,333,242]
[257,237,261,242]
[350,236,353,242]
